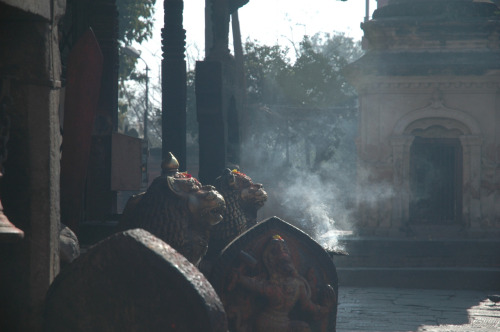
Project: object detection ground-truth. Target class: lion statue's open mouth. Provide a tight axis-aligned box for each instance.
[198,187,226,226]
[208,204,226,224]
[242,185,268,208]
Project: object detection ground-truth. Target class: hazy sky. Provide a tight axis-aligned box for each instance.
[139,0,377,79]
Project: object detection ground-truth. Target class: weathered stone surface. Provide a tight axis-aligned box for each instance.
[44,229,227,332]
[346,0,500,233]
[0,0,62,20]
[0,3,62,330]
[206,168,267,261]
[210,216,338,332]
[118,175,225,266]
[59,223,80,267]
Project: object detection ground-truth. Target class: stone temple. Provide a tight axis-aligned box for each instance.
[346,0,500,236]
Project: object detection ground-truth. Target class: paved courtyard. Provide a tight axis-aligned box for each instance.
[336,287,500,332]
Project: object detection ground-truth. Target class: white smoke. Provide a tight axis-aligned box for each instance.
[241,113,360,251]
[275,165,352,250]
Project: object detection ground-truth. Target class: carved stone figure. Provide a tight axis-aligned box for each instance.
[207,168,267,258]
[119,171,226,266]
[231,235,335,332]
[59,223,80,268]
[209,217,338,332]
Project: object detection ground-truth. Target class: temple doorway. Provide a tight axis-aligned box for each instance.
[409,137,462,225]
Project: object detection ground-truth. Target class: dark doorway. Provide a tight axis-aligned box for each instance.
[410,137,462,224]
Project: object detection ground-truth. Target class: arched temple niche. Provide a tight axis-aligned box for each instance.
[390,104,482,231]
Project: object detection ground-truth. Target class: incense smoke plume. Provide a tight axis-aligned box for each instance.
[240,107,368,251]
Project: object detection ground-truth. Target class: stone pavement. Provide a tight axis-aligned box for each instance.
[336,287,500,332]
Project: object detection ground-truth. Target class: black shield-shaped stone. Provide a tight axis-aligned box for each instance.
[209,216,338,332]
[44,229,227,332]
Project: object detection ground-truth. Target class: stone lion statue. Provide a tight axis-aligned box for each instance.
[119,171,226,266]
[206,168,267,259]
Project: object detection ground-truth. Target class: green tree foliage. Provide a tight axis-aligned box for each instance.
[118,0,156,45]
[238,33,363,232]
[244,42,290,105]
[117,0,156,138]
[117,0,156,80]
[185,32,362,179]
[279,39,349,107]
[309,32,364,65]
[244,33,362,109]
[241,33,362,171]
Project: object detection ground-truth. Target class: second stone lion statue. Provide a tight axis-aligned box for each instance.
[119,170,226,266]
[206,168,267,260]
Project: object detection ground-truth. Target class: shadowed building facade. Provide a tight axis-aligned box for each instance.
[347,0,500,236]
[0,0,120,330]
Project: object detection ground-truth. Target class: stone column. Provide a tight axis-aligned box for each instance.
[195,61,228,185]
[86,0,119,220]
[0,2,63,330]
[460,135,483,228]
[162,0,187,170]
[205,0,230,60]
[390,135,414,229]
[196,0,230,184]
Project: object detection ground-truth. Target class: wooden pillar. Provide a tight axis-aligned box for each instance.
[162,0,187,170]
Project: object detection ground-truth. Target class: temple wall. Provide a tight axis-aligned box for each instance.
[347,0,500,236]
[354,77,500,233]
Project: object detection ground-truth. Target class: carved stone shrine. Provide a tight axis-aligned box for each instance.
[346,0,500,235]
[210,216,338,332]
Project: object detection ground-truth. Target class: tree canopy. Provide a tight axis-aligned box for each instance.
[117,0,156,137]
[117,0,156,80]
[117,0,156,46]
[244,32,362,109]
[238,33,363,236]
[240,32,362,172]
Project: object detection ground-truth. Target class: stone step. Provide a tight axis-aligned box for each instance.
[333,237,500,268]
[336,267,500,290]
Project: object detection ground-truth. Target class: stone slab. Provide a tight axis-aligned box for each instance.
[44,229,227,332]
